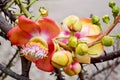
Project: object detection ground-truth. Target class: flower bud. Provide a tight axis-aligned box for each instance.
[51,50,72,68]
[102,15,110,25]
[92,16,100,24]
[62,15,79,27]
[72,22,82,32]
[62,15,80,31]
[39,7,48,17]
[75,43,88,56]
[63,62,81,76]
[112,6,120,14]
[101,36,114,47]
[109,1,116,8]
[68,36,78,48]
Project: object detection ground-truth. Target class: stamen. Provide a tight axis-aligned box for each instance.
[21,44,48,60]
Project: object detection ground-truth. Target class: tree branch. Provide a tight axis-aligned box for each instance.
[0,0,16,22]
[91,49,120,63]
[54,68,65,80]
[0,63,30,80]
[20,56,31,78]
[0,48,19,77]
[0,14,12,34]
[89,60,120,80]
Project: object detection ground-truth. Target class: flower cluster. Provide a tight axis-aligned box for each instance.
[7,15,114,76]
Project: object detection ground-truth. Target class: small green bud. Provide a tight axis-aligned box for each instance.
[109,1,116,8]
[116,34,120,39]
[101,36,114,47]
[92,16,100,24]
[102,15,110,25]
[112,6,120,14]
[68,36,78,48]
[75,43,88,56]
[72,22,82,32]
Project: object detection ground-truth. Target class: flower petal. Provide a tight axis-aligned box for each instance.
[80,18,101,36]
[74,54,91,64]
[35,41,55,72]
[18,16,41,34]
[7,26,31,46]
[88,43,104,57]
[80,34,101,43]
[48,41,55,53]
[38,17,60,40]
[35,53,54,72]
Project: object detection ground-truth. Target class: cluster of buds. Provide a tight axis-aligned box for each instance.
[51,14,116,76]
[51,50,82,76]
[51,15,103,76]
[109,0,120,18]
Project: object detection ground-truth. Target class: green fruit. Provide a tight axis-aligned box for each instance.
[101,36,114,46]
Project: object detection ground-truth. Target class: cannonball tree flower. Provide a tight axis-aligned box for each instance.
[60,15,104,64]
[7,16,60,72]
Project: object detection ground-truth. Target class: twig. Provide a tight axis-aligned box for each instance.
[78,71,84,80]
[89,60,120,80]
[20,56,31,78]
[0,49,19,77]
[15,0,32,18]
[91,49,120,63]
[0,0,16,22]
[54,68,65,80]
[0,63,30,80]
[0,14,12,34]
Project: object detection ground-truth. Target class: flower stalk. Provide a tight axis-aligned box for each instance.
[3,0,15,10]
[15,0,32,18]
[88,14,120,47]
[26,0,37,9]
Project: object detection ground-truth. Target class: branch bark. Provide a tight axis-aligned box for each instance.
[0,63,30,80]
[54,68,65,80]
[91,49,120,63]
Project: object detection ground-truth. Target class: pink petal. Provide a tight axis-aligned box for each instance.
[35,53,54,72]
[38,17,60,41]
[35,41,55,72]
[79,18,101,36]
[7,26,31,46]
[18,16,41,34]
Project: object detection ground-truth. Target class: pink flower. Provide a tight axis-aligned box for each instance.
[7,16,60,72]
